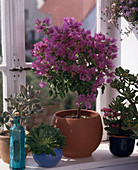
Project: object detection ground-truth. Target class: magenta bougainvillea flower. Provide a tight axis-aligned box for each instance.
[31,17,118,111]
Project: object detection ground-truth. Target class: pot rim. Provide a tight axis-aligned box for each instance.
[32,148,62,156]
[53,109,99,120]
[0,130,10,140]
[0,135,10,140]
[109,134,134,139]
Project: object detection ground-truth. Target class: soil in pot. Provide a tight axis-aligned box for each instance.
[51,109,103,158]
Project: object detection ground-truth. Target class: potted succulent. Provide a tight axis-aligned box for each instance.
[0,85,43,163]
[26,122,66,167]
[31,17,118,158]
[101,0,138,36]
[101,67,138,157]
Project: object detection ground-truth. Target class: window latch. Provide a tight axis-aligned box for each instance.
[9,66,31,72]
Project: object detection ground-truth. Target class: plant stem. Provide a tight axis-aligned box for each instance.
[77,90,81,118]
[77,106,81,118]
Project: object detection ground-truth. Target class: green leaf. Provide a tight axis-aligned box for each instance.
[135,96,138,102]
[20,85,27,97]
[49,90,53,97]
[129,92,135,98]
[4,116,10,123]
[59,91,65,98]
[101,85,105,94]
[5,124,11,130]
[105,127,120,135]
[0,117,4,125]
[69,84,77,92]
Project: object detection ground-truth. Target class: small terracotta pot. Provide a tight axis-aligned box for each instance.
[0,135,10,163]
[0,134,28,163]
[51,109,103,158]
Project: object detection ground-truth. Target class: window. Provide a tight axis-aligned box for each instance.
[0,0,26,111]
[1,0,107,140]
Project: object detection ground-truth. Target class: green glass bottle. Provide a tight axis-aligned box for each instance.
[10,112,25,170]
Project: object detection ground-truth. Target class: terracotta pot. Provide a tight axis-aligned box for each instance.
[51,109,103,158]
[0,134,28,163]
[0,135,10,163]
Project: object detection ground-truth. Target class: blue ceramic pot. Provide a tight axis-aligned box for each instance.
[109,135,135,157]
[32,149,62,167]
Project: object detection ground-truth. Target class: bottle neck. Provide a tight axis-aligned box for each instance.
[14,116,20,125]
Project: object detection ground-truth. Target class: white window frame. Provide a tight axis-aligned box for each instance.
[0,0,122,141]
[0,0,26,111]
[96,0,121,140]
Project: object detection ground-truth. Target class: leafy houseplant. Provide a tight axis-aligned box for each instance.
[26,122,66,167]
[0,85,43,163]
[31,17,118,118]
[0,85,43,134]
[101,67,138,138]
[101,0,138,36]
[101,67,138,156]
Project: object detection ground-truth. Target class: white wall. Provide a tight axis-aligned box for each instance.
[121,18,138,74]
[96,0,121,140]
[96,0,138,140]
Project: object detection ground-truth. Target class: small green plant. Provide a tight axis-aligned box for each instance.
[101,67,138,138]
[26,122,66,156]
[0,85,43,134]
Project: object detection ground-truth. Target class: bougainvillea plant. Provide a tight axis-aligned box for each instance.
[31,17,118,118]
[101,0,138,36]
[101,67,138,139]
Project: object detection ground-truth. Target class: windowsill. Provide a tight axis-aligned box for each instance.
[0,141,138,170]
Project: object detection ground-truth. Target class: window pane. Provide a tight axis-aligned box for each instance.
[25,0,96,125]
[24,0,96,62]
[0,6,3,112]
[0,72,3,113]
[26,70,77,125]
[24,0,47,62]
[0,5,2,64]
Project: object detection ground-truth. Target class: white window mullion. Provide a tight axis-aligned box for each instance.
[10,0,26,90]
[1,0,12,111]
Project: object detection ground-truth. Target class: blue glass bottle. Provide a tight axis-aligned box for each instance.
[10,112,25,170]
